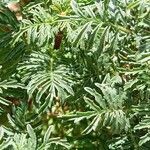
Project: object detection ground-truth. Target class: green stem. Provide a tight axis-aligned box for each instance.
[129,129,139,150]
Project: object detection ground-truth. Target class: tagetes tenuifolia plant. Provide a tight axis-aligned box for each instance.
[0,0,150,149]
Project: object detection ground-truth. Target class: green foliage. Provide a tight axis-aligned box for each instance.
[0,0,149,149]
[0,79,24,114]
[83,82,129,134]
[18,50,74,111]
[0,125,70,150]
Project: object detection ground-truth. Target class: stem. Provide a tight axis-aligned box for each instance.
[129,129,139,150]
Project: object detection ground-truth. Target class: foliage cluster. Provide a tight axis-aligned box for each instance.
[0,0,150,149]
